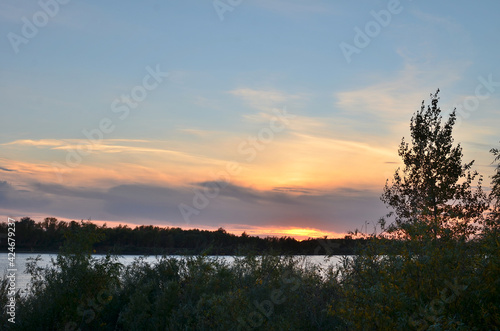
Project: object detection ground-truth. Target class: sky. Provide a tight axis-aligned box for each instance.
[0,0,499,240]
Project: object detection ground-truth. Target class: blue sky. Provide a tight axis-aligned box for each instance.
[0,0,499,239]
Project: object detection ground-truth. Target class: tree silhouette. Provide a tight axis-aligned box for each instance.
[381,89,488,239]
[490,142,500,214]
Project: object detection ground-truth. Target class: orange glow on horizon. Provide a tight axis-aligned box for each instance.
[60,219,347,241]
[237,227,347,241]
[0,213,346,242]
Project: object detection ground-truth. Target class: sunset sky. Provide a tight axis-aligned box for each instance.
[1,0,499,240]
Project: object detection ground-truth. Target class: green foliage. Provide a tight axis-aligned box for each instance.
[490,142,500,213]
[332,91,500,330]
[105,254,342,330]
[60,221,105,256]
[6,221,122,330]
[381,89,488,240]
[3,253,342,330]
[0,274,22,330]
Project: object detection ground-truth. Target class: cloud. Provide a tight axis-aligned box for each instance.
[0,120,400,195]
[272,186,316,194]
[0,180,387,235]
[4,139,151,149]
[3,138,230,176]
[230,88,305,113]
[32,183,107,201]
[335,62,467,122]
[0,181,50,212]
[51,143,197,159]
[3,139,66,147]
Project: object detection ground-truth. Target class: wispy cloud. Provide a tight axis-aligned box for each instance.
[272,186,317,195]
[3,139,66,147]
[0,166,14,172]
[335,62,467,121]
[3,139,149,147]
[411,9,462,33]
[4,138,223,165]
[230,88,305,112]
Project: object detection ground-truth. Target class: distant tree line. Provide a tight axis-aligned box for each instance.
[0,217,364,255]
